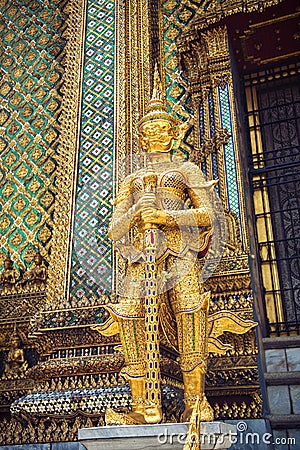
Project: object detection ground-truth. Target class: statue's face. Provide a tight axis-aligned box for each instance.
[140,119,174,153]
[11,338,19,348]
[34,254,42,265]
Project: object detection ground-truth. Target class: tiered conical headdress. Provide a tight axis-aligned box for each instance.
[138,64,178,129]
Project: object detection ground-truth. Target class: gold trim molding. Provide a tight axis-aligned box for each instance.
[178,0,285,33]
[45,0,87,308]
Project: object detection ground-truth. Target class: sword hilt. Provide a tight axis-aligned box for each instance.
[143,171,158,230]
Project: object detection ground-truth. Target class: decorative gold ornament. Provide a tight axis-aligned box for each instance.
[183,396,202,450]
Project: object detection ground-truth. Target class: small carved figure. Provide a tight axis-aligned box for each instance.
[3,329,28,379]
[23,251,47,290]
[0,254,20,294]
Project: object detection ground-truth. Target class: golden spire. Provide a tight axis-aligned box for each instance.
[151,63,163,102]
[138,63,178,129]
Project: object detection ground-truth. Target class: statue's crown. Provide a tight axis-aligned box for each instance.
[138,64,178,129]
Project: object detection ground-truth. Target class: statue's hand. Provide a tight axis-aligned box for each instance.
[135,193,157,212]
[140,208,168,225]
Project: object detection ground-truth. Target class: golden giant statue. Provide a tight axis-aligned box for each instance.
[97,68,255,425]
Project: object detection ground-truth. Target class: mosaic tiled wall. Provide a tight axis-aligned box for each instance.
[70,0,115,302]
[0,0,67,267]
[218,83,240,219]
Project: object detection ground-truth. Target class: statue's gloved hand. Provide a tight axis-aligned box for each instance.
[140,208,168,226]
[135,193,158,211]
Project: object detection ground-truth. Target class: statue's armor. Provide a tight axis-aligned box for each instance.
[131,169,187,203]
[110,161,212,263]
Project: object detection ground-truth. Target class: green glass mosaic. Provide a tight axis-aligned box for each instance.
[0,0,67,267]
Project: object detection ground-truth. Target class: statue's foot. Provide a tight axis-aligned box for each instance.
[182,395,214,423]
[182,406,193,423]
[144,406,162,424]
[200,395,214,422]
[105,406,163,425]
[105,408,147,425]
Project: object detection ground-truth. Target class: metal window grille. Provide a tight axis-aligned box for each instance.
[244,63,300,336]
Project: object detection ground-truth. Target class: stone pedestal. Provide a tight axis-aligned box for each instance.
[78,422,236,450]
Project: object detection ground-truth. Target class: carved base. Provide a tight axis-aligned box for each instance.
[78,422,237,450]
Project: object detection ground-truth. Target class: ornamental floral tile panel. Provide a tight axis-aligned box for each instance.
[70,0,115,302]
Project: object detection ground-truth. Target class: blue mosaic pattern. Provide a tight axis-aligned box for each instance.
[162,2,196,156]
[208,89,215,138]
[212,152,220,196]
[70,0,115,302]
[218,84,240,220]
[199,102,204,147]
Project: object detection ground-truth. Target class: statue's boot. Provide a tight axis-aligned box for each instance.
[127,375,163,423]
[182,368,213,422]
[130,377,162,424]
[144,404,163,424]
[105,377,146,425]
[128,377,147,423]
[105,377,162,425]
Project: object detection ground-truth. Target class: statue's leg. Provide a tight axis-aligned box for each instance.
[117,315,147,419]
[107,258,163,424]
[168,256,213,422]
[112,305,163,423]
